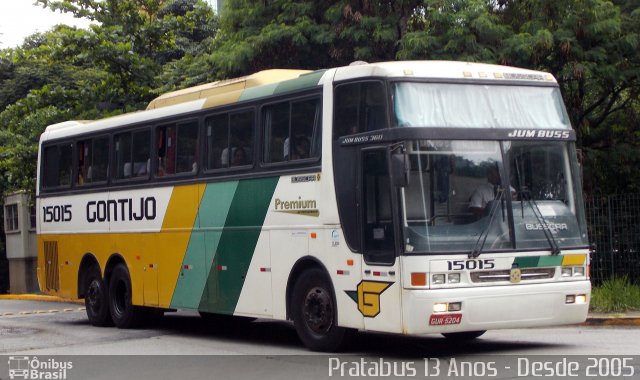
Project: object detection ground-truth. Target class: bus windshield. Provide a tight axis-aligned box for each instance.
[401,140,587,254]
[393,82,571,129]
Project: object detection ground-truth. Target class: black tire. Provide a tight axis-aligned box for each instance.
[291,268,348,352]
[442,330,486,341]
[84,265,112,327]
[108,263,145,328]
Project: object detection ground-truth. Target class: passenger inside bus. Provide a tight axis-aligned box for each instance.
[231,147,247,166]
[469,166,515,217]
[292,135,310,160]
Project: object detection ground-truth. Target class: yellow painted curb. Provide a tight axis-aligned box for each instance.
[583,317,640,326]
[0,294,83,304]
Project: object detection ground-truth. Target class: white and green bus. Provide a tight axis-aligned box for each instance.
[37,61,590,351]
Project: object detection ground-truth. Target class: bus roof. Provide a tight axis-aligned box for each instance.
[332,60,557,83]
[146,69,312,110]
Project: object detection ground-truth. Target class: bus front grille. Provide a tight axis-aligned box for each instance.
[43,241,60,292]
[470,268,556,283]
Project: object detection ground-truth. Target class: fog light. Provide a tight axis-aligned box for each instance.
[432,274,445,285]
[561,268,572,277]
[448,302,462,311]
[566,295,576,304]
[573,267,585,277]
[448,273,460,284]
[433,303,448,313]
[575,294,587,304]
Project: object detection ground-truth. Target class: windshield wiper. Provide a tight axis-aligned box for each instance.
[469,187,505,258]
[513,156,561,255]
[520,187,561,255]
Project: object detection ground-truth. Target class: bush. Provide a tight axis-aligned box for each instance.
[590,276,640,313]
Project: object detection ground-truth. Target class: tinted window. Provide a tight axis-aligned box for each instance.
[77,137,109,185]
[334,81,387,139]
[157,121,199,176]
[42,143,73,188]
[115,129,150,179]
[204,110,254,170]
[263,98,320,164]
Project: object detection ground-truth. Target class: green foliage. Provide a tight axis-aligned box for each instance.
[590,276,640,312]
[0,0,218,200]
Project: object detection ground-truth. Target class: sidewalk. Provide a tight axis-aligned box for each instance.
[0,293,83,304]
[1,293,639,326]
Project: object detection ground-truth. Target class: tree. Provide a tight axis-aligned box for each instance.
[0,0,218,199]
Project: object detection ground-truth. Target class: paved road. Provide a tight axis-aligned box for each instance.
[1,299,639,379]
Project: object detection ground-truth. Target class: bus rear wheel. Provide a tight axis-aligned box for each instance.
[442,330,486,341]
[108,263,144,328]
[84,265,112,327]
[291,268,348,352]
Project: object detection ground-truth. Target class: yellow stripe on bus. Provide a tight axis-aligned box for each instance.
[157,184,205,307]
[562,254,586,266]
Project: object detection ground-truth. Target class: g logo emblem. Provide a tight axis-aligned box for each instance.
[346,281,393,317]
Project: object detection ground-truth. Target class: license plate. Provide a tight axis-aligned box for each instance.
[429,313,462,326]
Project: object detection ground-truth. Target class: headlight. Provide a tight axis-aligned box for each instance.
[433,303,448,313]
[448,273,460,284]
[432,274,445,285]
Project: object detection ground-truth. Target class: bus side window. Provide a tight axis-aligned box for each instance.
[115,128,149,180]
[205,114,228,169]
[76,137,109,185]
[42,143,73,189]
[115,132,131,179]
[176,121,199,174]
[290,98,319,160]
[205,110,254,170]
[132,129,150,178]
[229,110,254,167]
[263,98,319,164]
[263,102,289,163]
[334,81,387,140]
[362,149,395,265]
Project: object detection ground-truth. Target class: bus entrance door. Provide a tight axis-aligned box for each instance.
[360,149,403,333]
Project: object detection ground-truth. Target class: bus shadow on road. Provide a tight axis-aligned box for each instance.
[147,313,566,357]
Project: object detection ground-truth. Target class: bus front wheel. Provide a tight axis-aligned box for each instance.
[291,268,348,352]
[108,263,144,328]
[84,265,112,327]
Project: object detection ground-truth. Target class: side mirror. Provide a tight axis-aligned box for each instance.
[391,153,410,187]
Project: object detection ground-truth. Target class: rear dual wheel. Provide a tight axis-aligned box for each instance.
[85,265,112,327]
[108,263,147,328]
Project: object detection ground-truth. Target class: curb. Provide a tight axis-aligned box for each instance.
[583,316,640,326]
[0,294,83,304]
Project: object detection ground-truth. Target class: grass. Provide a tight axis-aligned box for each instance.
[589,276,640,313]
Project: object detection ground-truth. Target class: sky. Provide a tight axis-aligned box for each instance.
[0,0,219,49]
[0,1,92,48]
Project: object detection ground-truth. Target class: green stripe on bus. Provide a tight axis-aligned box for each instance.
[199,177,279,314]
[239,83,279,102]
[273,70,326,95]
[513,255,563,268]
[170,182,239,309]
[238,70,325,102]
[537,255,563,267]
